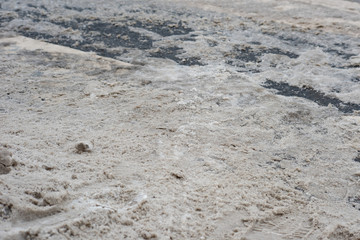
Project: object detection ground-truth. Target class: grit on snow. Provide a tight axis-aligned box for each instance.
[1,0,360,239]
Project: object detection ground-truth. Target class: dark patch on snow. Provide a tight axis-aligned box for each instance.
[64,5,92,12]
[233,46,259,62]
[48,18,152,49]
[278,35,313,47]
[334,42,349,49]
[179,36,197,42]
[0,16,15,25]
[226,45,298,63]
[263,47,299,59]
[263,31,318,48]
[266,32,357,62]
[14,9,48,20]
[27,4,38,9]
[18,29,121,59]
[236,68,261,73]
[262,79,360,113]
[330,64,360,69]
[127,8,157,14]
[129,19,193,37]
[351,76,360,82]
[50,18,83,30]
[348,196,360,211]
[18,31,56,42]
[331,88,341,93]
[273,152,297,161]
[225,60,245,68]
[207,39,218,47]
[40,5,48,11]
[324,48,355,60]
[249,41,261,45]
[12,10,199,62]
[16,16,153,58]
[80,20,153,49]
[0,202,12,220]
[149,46,203,66]
[295,186,305,192]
